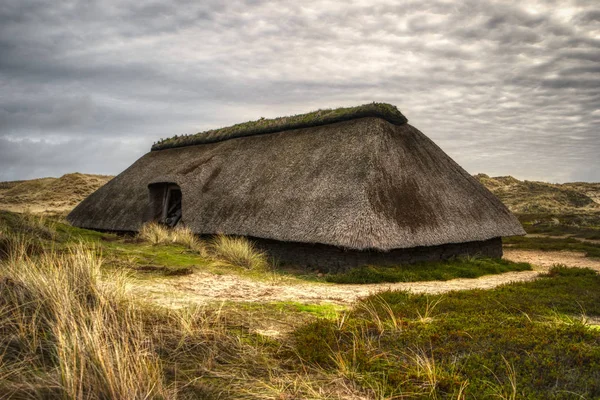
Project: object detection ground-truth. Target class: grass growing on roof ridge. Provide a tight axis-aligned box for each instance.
[151,102,408,151]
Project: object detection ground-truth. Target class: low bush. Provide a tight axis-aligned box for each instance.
[0,237,266,398]
[0,232,44,261]
[518,212,600,239]
[138,221,171,244]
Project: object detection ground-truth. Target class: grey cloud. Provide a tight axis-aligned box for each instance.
[0,0,599,182]
[0,136,148,181]
[575,9,600,23]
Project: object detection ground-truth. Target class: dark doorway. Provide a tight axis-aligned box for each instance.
[164,186,182,227]
[147,183,183,227]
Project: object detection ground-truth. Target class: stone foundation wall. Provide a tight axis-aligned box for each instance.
[251,237,503,272]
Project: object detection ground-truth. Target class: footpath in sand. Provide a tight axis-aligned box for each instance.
[132,249,600,308]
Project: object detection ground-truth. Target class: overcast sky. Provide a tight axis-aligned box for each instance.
[1,0,599,183]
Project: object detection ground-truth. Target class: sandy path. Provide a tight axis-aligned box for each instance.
[503,248,600,269]
[131,249,600,308]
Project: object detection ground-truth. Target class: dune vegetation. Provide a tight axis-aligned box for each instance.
[0,173,113,214]
[1,209,600,398]
[1,171,600,398]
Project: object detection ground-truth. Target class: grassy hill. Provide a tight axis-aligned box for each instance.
[475,173,600,214]
[475,174,600,240]
[0,173,113,214]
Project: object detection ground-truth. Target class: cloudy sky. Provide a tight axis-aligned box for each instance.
[1,0,598,183]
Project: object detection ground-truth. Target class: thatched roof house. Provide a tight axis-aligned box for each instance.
[68,103,524,270]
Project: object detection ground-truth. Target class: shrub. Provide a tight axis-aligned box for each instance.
[0,232,44,261]
[293,268,600,398]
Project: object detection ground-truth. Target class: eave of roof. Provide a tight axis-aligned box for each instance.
[151,102,408,151]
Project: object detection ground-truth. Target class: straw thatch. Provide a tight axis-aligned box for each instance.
[68,106,524,251]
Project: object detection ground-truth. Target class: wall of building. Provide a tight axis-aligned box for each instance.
[251,237,503,272]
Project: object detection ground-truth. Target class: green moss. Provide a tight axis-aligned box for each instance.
[325,257,532,284]
[151,102,407,151]
[293,266,600,398]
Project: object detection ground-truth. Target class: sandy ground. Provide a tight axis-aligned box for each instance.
[130,249,600,308]
[504,248,600,269]
[0,203,72,214]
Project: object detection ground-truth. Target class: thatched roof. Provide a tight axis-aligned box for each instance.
[68,112,524,251]
[151,103,407,151]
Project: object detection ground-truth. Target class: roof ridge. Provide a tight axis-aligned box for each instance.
[151,102,407,151]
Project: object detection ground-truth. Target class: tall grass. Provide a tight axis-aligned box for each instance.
[0,241,171,398]
[0,234,284,398]
[0,209,56,241]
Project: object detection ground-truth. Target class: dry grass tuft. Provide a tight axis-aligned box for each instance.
[138,222,207,254]
[208,234,270,271]
[138,222,172,245]
[137,224,273,274]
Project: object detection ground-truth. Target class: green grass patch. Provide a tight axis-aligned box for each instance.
[265,301,345,319]
[325,257,532,284]
[103,241,205,267]
[222,301,345,333]
[293,266,600,398]
[504,235,600,258]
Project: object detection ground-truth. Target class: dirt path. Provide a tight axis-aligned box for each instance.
[131,249,600,308]
[503,248,600,269]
